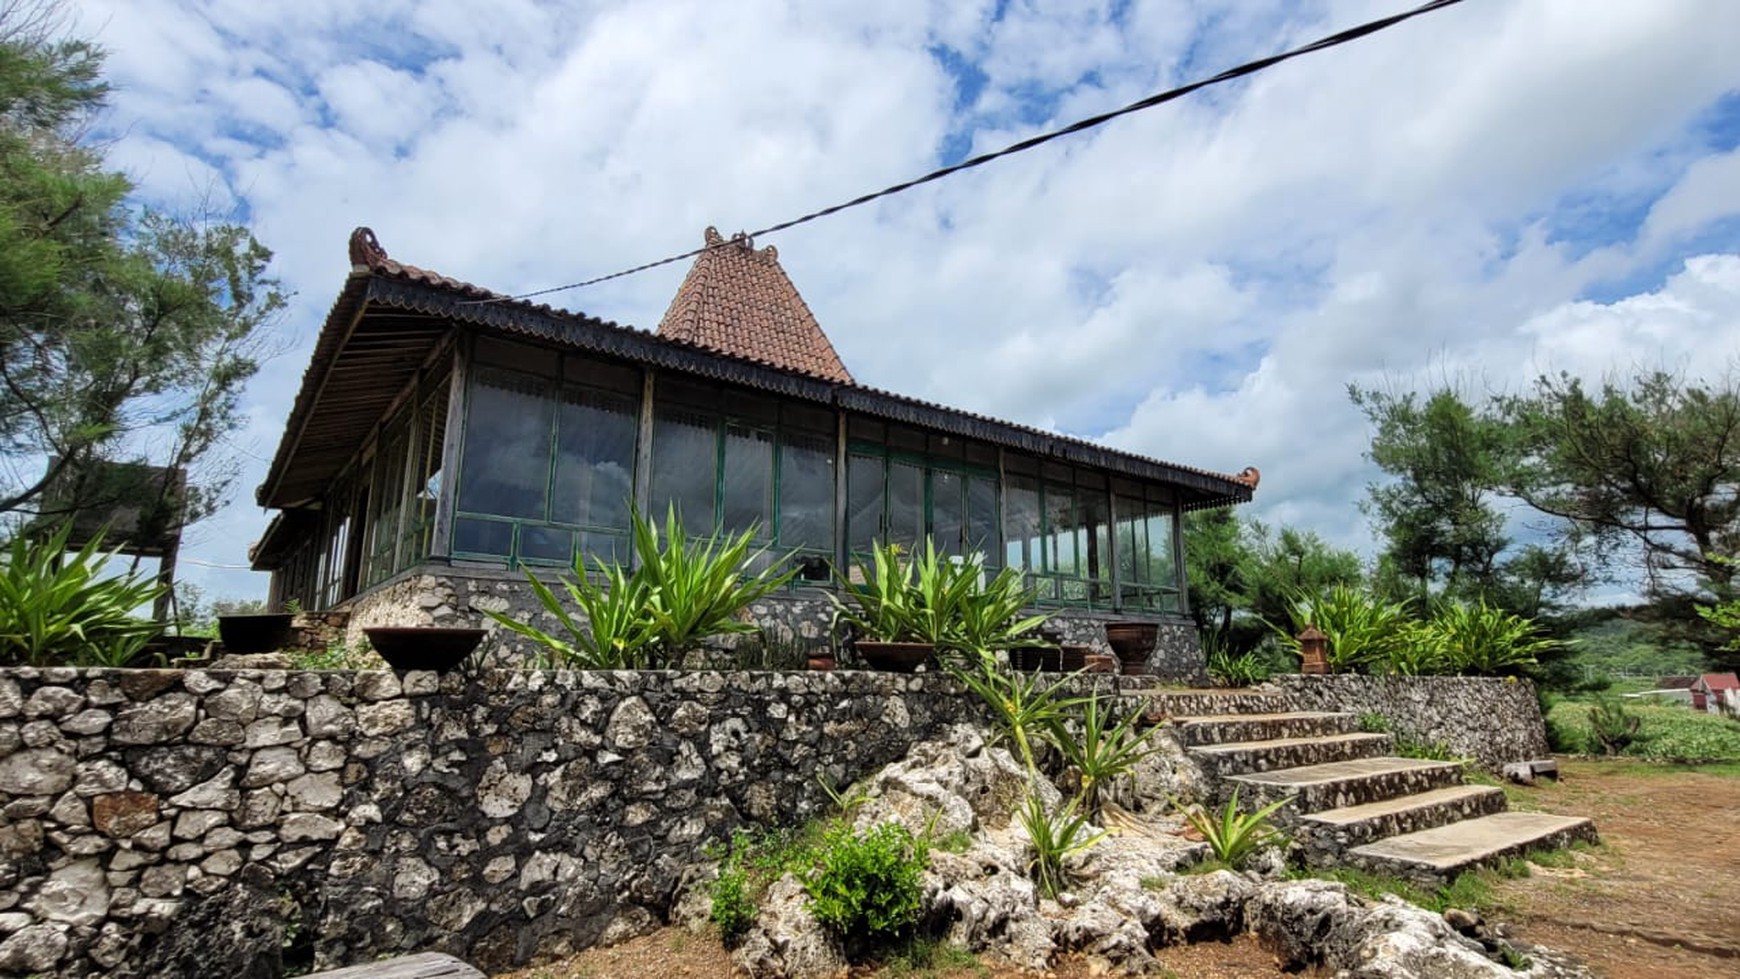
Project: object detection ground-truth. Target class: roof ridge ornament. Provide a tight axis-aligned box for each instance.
[349,227,387,269]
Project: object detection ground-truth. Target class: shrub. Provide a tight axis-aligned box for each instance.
[0,525,164,667]
[1427,599,1561,676]
[1588,695,1641,755]
[709,856,755,946]
[1177,788,1293,870]
[802,821,929,947]
[1206,648,1272,685]
[834,538,1048,656]
[1275,585,1410,672]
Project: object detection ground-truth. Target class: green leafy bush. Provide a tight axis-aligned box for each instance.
[1275,585,1410,672]
[709,856,755,946]
[946,649,1086,773]
[802,821,929,944]
[1427,599,1561,675]
[1587,695,1642,755]
[1206,648,1272,685]
[1177,788,1293,870]
[1017,792,1105,900]
[0,525,164,667]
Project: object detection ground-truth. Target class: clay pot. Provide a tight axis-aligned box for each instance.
[855,641,934,673]
[217,614,294,656]
[363,627,486,672]
[1105,622,1159,675]
[807,653,837,672]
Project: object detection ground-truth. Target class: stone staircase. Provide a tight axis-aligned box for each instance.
[1137,688,1597,884]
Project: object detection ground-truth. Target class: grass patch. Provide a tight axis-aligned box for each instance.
[931,829,974,854]
[1546,700,1740,762]
[1182,858,1236,876]
[880,937,986,977]
[1300,865,1507,914]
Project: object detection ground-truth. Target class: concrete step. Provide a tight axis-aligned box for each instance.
[1135,688,1291,720]
[1346,811,1599,883]
[1225,757,1466,814]
[1171,711,1362,748]
[1188,732,1392,778]
[1295,785,1510,863]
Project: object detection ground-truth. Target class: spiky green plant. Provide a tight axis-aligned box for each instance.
[631,505,797,655]
[1176,788,1294,870]
[1045,694,1158,820]
[486,558,655,669]
[948,649,1086,773]
[1426,599,1562,676]
[1588,695,1641,755]
[0,524,164,667]
[1274,585,1411,673]
[833,538,1049,656]
[1018,792,1105,900]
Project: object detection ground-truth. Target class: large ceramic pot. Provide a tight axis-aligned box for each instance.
[1104,622,1159,676]
[218,614,294,656]
[855,641,934,673]
[363,627,486,673]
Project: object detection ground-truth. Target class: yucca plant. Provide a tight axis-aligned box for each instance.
[631,505,797,656]
[834,538,1050,656]
[948,649,1086,773]
[0,524,164,667]
[1017,792,1105,900]
[833,540,928,643]
[1044,694,1158,820]
[1588,695,1641,756]
[1175,788,1293,869]
[1427,599,1561,676]
[486,558,655,669]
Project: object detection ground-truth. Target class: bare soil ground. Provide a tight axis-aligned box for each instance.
[493,927,1295,978]
[498,759,1738,979]
[1493,758,1740,979]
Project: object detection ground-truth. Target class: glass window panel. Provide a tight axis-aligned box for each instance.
[779,431,835,551]
[579,531,629,567]
[1077,492,1111,585]
[887,461,924,547]
[457,367,553,520]
[1004,476,1041,572]
[1146,510,1178,596]
[932,470,965,556]
[1044,483,1076,576]
[846,454,885,551]
[722,424,774,536]
[552,387,637,530]
[1115,495,1147,585]
[966,476,998,564]
[651,407,718,532]
[453,517,511,557]
[521,525,574,564]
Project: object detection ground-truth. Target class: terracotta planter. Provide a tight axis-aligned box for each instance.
[807,653,837,672]
[855,641,934,673]
[363,627,486,673]
[1104,622,1159,676]
[218,614,294,656]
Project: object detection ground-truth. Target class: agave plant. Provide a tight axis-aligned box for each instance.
[1017,791,1105,900]
[1044,694,1158,820]
[834,537,1049,656]
[486,558,655,669]
[0,524,164,668]
[631,505,797,656]
[948,648,1087,774]
[1175,787,1294,870]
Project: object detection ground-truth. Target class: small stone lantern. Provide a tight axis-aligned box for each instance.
[1297,625,1329,675]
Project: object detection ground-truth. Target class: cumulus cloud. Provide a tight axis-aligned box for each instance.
[73,0,1740,597]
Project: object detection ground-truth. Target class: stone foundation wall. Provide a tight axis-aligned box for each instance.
[1268,674,1550,768]
[340,566,1207,679]
[0,666,1131,978]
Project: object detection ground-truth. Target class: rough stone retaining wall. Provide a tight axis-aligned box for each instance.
[343,567,1205,679]
[1269,675,1550,768]
[0,666,1139,978]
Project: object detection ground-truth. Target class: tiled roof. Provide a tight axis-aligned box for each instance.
[656,228,854,384]
[1699,673,1740,692]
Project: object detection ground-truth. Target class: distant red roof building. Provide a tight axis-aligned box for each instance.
[656,228,854,384]
[1697,673,1739,692]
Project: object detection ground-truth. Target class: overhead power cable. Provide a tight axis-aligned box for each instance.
[487,0,1467,304]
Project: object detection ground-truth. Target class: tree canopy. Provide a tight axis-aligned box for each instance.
[0,0,284,534]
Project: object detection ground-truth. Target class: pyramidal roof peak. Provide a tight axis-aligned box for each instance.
[655,227,854,384]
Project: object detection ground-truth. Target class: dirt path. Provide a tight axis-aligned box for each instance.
[1495,758,1740,979]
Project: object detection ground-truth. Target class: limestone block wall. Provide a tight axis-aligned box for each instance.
[1268,674,1550,768]
[341,566,1206,679]
[1,666,1106,978]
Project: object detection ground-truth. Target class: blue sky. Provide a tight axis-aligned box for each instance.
[76,0,1740,602]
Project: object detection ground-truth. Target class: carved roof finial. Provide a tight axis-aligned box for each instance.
[348,227,387,268]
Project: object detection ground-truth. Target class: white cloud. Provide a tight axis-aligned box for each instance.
[76,0,1740,597]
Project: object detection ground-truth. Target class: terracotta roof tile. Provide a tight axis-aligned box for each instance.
[656,228,854,384]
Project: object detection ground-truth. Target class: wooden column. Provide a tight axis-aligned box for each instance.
[428,335,469,562]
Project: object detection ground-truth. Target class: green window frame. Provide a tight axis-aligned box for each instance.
[845,436,1001,565]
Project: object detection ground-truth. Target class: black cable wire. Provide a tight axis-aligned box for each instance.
[482,0,1467,304]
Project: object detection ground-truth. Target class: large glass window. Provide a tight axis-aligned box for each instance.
[1115,486,1181,612]
[845,422,1001,564]
[1003,460,1125,609]
[650,379,837,564]
[453,352,641,565]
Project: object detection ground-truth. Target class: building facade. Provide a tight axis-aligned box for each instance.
[250,228,1258,676]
